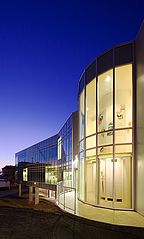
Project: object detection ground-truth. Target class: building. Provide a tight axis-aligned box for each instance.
[15,112,78,198]
[16,22,144,218]
[78,21,144,216]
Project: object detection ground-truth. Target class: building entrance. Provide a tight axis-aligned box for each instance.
[99,155,131,208]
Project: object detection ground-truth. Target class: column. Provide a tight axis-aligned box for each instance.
[18,184,22,197]
[35,187,39,205]
[29,186,33,202]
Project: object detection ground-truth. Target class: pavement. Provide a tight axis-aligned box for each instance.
[58,191,144,227]
[0,195,144,239]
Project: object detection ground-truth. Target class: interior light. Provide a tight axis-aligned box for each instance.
[86,107,89,111]
[106,75,110,82]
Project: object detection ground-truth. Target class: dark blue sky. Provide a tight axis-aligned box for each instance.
[0,0,143,169]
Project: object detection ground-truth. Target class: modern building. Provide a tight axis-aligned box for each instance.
[78,21,144,216]
[16,22,144,218]
[15,112,78,198]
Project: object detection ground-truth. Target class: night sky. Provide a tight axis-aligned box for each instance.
[0,0,143,170]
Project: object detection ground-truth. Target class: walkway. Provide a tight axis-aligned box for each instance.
[57,192,144,227]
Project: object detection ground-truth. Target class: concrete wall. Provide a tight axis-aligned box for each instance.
[136,21,144,216]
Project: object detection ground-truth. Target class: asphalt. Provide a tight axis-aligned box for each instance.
[0,190,144,239]
[0,204,144,239]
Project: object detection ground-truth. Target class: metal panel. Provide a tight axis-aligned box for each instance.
[115,43,133,66]
[97,49,113,75]
[78,73,85,95]
[85,60,96,85]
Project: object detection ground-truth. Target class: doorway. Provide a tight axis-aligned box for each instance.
[98,155,131,208]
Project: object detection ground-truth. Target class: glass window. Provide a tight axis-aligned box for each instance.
[114,156,132,208]
[115,144,132,154]
[86,135,96,149]
[79,90,85,140]
[23,168,28,181]
[86,78,96,136]
[86,149,96,204]
[98,69,113,132]
[98,146,113,155]
[98,155,113,207]
[79,151,85,201]
[98,131,113,146]
[115,64,132,129]
[114,146,132,209]
[115,129,132,144]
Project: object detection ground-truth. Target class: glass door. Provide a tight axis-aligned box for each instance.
[114,155,132,208]
[98,156,113,207]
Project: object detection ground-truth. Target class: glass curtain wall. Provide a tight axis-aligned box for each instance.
[79,90,85,201]
[98,69,113,207]
[58,116,73,188]
[85,78,96,204]
[79,64,133,209]
[114,64,132,208]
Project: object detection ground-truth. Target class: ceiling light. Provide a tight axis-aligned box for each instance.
[106,75,110,82]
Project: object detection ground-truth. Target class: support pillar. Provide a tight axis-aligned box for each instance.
[18,184,22,197]
[55,190,57,199]
[35,187,39,205]
[29,186,33,202]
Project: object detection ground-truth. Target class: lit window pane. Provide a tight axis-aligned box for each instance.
[114,145,132,209]
[79,90,85,140]
[115,129,132,144]
[86,149,96,204]
[86,78,96,136]
[98,131,113,146]
[86,135,96,149]
[115,145,132,154]
[98,146,113,155]
[115,64,132,129]
[98,69,113,132]
[98,156,113,207]
[79,151,85,201]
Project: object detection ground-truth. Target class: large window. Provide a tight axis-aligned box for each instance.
[86,78,96,136]
[79,151,85,201]
[86,149,96,204]
[98,69,113,133]
[115,64,132,129]
[98,155,113,207]
[79,63,133,209]
[79,90,85,140]
[114,146,132,209]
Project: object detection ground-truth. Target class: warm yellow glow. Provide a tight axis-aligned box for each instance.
[115,64,132,129]
[58,136,62,160]
[23,168,28,181]
[86,78,96,136]
[98,69,113,132]
[45,166,57,185]
[106,75,110,82]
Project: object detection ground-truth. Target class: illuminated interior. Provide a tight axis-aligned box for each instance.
[79,64,133,209]
[45,166,57,185]
[23,168,28,181]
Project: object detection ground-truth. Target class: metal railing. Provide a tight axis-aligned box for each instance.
[57,181,76,214]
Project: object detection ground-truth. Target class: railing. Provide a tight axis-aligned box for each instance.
[57,181,76,214]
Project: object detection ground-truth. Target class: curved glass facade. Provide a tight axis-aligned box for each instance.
[78,43,134,209]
